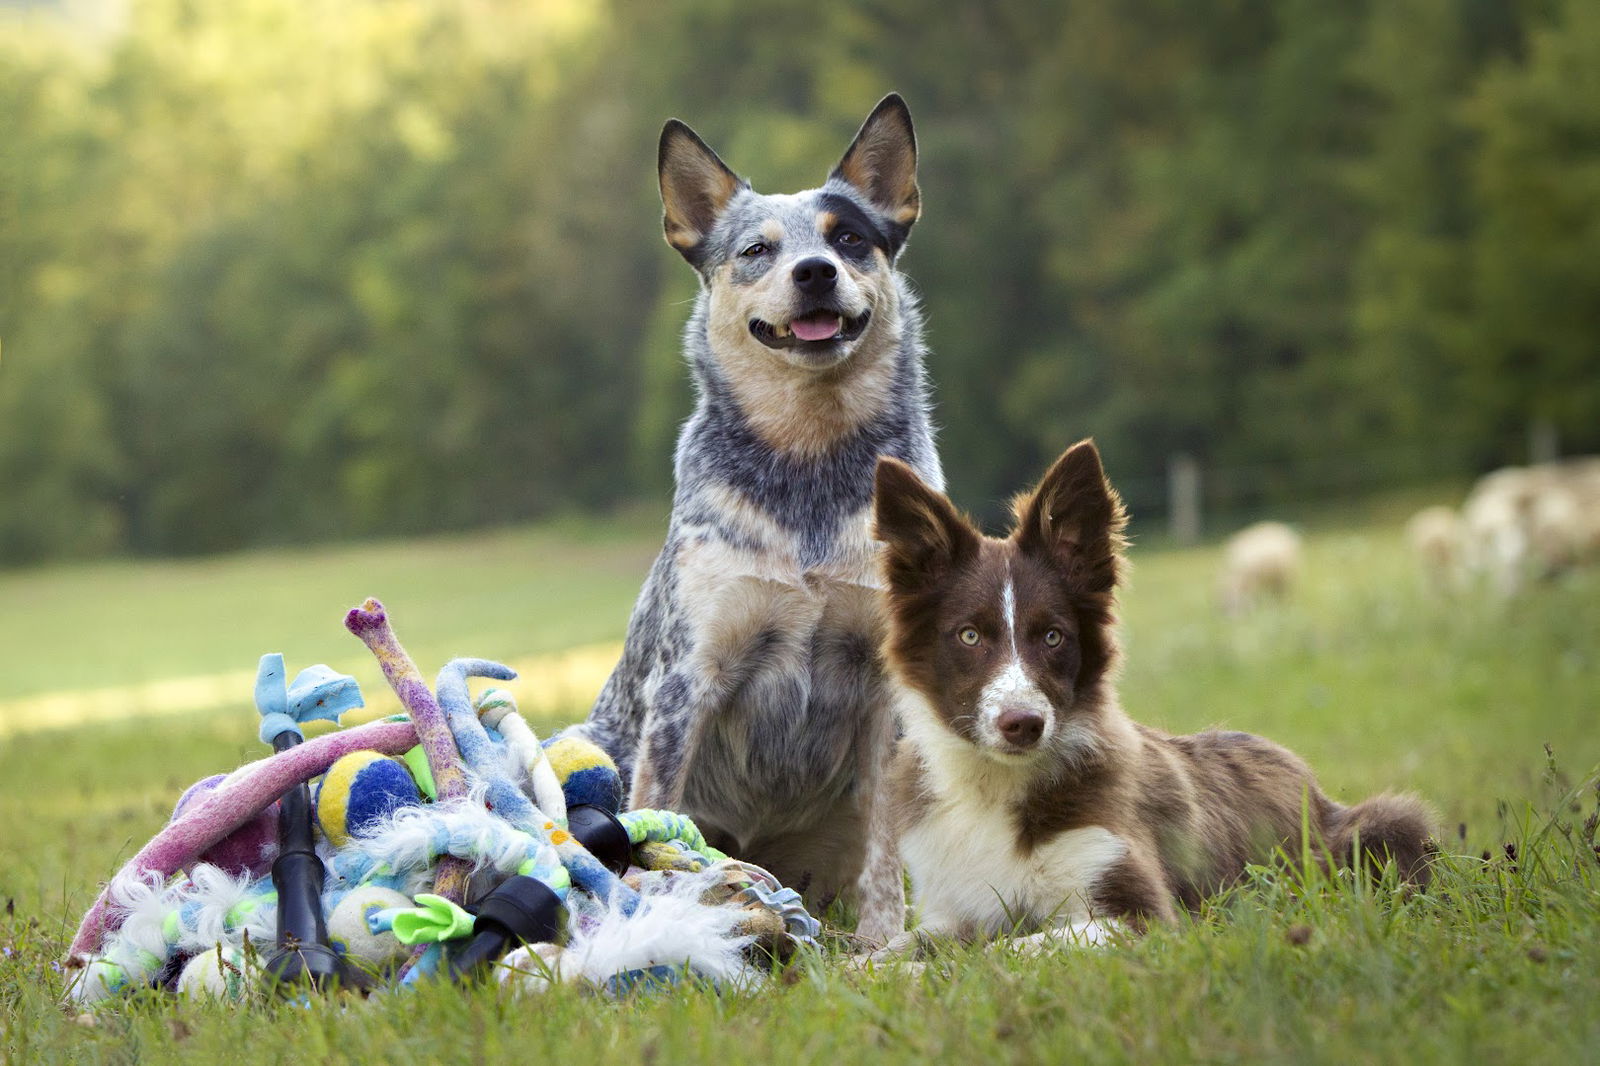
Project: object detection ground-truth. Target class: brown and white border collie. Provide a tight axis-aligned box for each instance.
[872,439,1435,949]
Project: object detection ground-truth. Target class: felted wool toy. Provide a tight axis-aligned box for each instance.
[70,714,421,959]
[345,600,477,918]
[400,745,437,800]
[67,598,821,1007]
[433,659,635,915]
[171,775,280,879]
[326,885,413,974]
[497,867,758,996]
[66,865,278,1004]
[542,734,625,814]
[315,750,424,848]
[328,800,561,895]
[435,660,538,832]
[632,841,708,873]
[177,944,257,1001]
[618,810,727,861]
[476,687,565,822]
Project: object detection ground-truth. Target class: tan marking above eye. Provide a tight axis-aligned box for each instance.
[759,219,785,244]
[815,211,837,234]
[958,626,981,646]
[1043,628,1063,647]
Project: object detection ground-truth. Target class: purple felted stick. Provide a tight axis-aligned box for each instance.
[343,598,472,913]
[344,600,470,805]
[69,717,418,957]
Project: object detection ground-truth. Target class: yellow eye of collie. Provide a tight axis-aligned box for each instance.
[958,626,981,646]
[1044,629,1063,647]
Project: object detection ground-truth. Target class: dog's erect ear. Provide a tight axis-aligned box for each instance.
[659,119,746,265]
[833,94,921,237]
[1012,439,1127,593]
[875,457,977,592]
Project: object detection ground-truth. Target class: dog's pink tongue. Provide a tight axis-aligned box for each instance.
[790,312,842,342]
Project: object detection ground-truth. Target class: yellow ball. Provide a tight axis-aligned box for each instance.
[542,735,624,813]
[315,750,422,848]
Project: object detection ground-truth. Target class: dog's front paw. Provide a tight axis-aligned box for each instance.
[989,920,1124,957]
[850,927,941,970]
[874,930,923,960]
[852,908,906,952]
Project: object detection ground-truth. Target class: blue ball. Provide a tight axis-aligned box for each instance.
[543,735,625,814]
[564,765,625,814]
[315,750,423,847]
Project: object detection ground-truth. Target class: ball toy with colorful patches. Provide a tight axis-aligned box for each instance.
[542,734,625,814]
[327,885,414,975]
[177,945,258,1001]
[314,749,424,848]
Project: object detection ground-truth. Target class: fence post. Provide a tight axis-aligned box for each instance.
[1168,453,1201,545]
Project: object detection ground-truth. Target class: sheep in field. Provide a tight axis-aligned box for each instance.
[1406,504,1462,593]
[1218,521,1303,614]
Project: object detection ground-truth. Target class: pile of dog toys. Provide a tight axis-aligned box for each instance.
[64,598,818,1004]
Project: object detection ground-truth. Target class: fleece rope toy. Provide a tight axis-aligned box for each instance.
[64,598,818,1005]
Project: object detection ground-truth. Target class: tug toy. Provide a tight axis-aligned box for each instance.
[64,598,818,1004]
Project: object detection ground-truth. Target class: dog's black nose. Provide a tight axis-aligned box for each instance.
[997,708,1045,748]
[791,257,837,297]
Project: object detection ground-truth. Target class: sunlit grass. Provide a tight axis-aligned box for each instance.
[1,512,1597,1063]
[0,511,664,703]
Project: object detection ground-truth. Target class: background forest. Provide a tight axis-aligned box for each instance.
[2,0,1597,563]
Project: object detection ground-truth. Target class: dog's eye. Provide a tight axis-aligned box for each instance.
[741,242,769,258]
[958,626,981,647]
[1043,629,1064,648]
[835,230,862,247]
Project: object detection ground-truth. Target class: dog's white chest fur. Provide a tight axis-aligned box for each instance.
[900,744,1127,937]
[669,505,890,841]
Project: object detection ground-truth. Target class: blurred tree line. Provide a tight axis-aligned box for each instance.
[1,0,1597,563]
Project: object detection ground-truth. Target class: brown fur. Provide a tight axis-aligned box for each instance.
[659,121,744,252]
[834,110,921,228]
[874,440,1436,936]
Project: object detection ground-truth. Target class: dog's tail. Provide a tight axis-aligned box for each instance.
[1326,792,1438,887]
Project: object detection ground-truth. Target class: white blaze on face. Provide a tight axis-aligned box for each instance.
[976,561,1053,750]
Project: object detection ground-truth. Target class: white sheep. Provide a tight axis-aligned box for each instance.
[1218,521,1303,614]
[1406,504,1461,592]
[1458,458,1600,595]
[1460,466,1540,596]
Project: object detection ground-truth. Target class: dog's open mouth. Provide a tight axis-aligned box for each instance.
[749,309,871,350]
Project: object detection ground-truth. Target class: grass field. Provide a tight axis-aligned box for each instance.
[2,514,1597,1064]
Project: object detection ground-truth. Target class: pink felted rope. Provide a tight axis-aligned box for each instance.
[69,717,418,957]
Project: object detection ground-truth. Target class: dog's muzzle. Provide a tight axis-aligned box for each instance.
[748,308,871,352]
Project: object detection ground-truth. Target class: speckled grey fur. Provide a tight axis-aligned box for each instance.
[569,98,940,941]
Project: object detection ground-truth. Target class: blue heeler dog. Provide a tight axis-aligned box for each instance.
[572,94,942,944]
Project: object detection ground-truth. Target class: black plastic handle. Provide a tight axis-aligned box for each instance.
[445,875,564,980]
[565,804,632,876]
[263,730,345,991]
